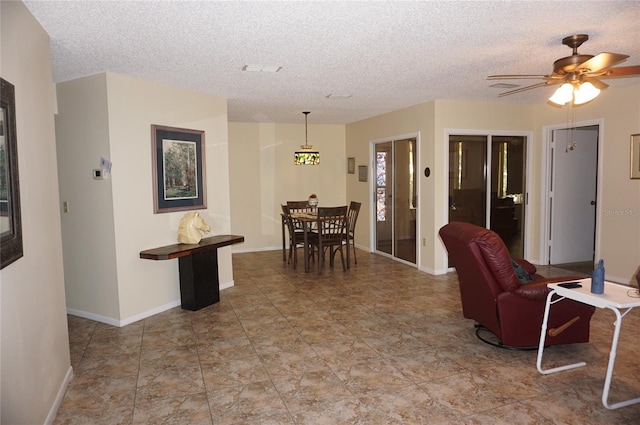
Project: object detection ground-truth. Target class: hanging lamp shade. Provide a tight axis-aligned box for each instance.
[294,111,320,165]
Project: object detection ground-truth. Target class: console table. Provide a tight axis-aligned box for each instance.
[537,279,640,410]
[140,235,244,311]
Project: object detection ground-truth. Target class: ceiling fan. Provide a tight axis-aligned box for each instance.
[488,34,640,104]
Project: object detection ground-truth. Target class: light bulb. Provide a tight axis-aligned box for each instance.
[549,83,574,105]
[573,82,600,105]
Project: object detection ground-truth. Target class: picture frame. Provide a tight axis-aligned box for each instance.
[151,124,207,213]
[631,134,640,179]
[0,78,23,269]
[358,165,367,182]
[347,157,355,174]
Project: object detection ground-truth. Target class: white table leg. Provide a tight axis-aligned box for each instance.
[602,307,640,410]
[537,290,587,374]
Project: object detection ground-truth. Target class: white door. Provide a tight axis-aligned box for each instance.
[550,126,598,264]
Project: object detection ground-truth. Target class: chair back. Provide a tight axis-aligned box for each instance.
[316,206,348,244]
[286,201,311,231]
[281,204,296,236]
[286,200,311,213]
[347,201,361,238]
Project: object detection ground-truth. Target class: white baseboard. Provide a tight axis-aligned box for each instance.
[44,365,73,425]
[66,307,123,327]
[119,299,182,326]
[220,279,235,290]
[67,279,237,326]
[67,299,181,327]
[421,265,450,275]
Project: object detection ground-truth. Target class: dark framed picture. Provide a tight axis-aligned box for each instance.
[151,124,207,213]
[1,78,23,269]
[347,157,355,174]
[358,165,367,182]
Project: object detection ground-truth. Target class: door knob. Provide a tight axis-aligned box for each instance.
[590,201,596,205]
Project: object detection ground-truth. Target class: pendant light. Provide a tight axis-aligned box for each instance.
[294,111,320,165]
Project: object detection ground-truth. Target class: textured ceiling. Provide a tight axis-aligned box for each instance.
[23,0,640,124]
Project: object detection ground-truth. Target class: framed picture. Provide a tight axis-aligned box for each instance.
[631,134,640,179]
[1,78,23,269]
[358,165,367,182]
[151,124,207,213]
[347,157,355,174]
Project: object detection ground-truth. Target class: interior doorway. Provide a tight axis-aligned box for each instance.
[448,133,528,258]
[374,138,417,265]
[547,125,598,273]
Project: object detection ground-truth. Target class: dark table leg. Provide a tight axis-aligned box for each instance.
[281,215,286,261]
[178,249,220,311]
[303,221,310,273]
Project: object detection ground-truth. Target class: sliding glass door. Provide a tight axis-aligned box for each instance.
[375,138,417,264]
[448,134,526,258]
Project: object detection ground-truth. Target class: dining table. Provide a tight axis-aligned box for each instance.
[288,210,350,273]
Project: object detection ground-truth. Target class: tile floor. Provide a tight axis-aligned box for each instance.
[55,250,640,424]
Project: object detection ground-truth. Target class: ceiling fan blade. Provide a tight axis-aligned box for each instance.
[487,74,552,80]
[597,65,640,78]
[576,52,629,73]
[497,80,562,97]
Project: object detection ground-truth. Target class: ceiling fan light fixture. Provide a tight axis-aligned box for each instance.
[573,81,600,105]
[549,83,574,105]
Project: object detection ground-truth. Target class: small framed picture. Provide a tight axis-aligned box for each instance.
[358,165,367,182]
[347,157,355,174]
[151,124,207,213]
[631,134,640,179]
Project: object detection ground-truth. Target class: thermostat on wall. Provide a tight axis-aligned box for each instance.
[93,169,109,180]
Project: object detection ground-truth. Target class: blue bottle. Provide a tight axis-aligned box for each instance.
[591,259,605,294]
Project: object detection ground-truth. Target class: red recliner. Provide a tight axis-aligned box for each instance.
[439,221,595,348]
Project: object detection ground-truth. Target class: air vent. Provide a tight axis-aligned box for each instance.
[326,94,352,99]
[242,65,282,73]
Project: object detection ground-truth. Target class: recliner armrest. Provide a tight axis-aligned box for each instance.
[513,282,549,301]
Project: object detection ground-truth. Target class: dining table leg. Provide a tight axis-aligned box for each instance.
[303,221,310,273]
[281,215,286,261]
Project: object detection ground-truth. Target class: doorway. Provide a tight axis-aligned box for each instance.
[547,125,598,273]
[448,134,528,258]
[374,138,417,264]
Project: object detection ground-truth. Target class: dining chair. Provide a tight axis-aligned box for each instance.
[286,200,312,232]
[281,204,308,268]
[310,206,349,274]
[346,201,361,265]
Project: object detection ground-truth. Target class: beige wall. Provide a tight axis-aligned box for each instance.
[345,89,640,282]
[346,102,436,269]
[346,100,535,273]
[56,73,232,324]
[56,74,120,319]
[228,122,346,251]
[532,84,640,283]
[431,101,536,271]
[1,1,71,423]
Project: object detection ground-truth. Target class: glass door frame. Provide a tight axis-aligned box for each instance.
[369,133,420,267]
[444,129,533,260]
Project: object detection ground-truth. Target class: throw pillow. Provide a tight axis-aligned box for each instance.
[512,259,534,284]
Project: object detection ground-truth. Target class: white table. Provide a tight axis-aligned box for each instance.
[536,278,640,410]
